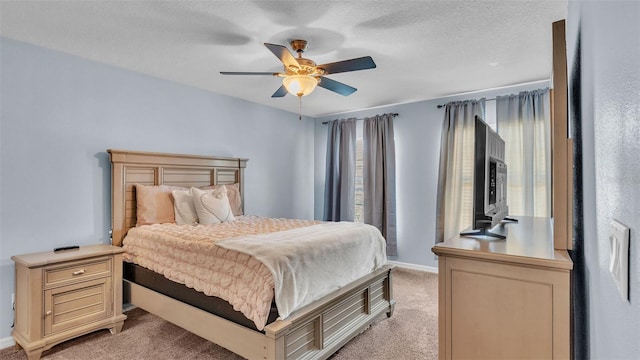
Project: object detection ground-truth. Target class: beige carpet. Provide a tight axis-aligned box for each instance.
[1,268,438,360]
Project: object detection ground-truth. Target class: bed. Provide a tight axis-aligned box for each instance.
[109,149,395,360]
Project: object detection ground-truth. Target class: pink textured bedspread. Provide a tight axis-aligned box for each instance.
[122,216,319,330]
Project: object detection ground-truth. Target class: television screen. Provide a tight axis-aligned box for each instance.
[460,116,516,239]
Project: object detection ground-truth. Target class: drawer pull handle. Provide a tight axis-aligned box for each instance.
[45,310,52,316]
[72,269,86,275]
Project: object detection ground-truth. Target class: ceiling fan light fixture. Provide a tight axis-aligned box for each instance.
[282,75,319,97]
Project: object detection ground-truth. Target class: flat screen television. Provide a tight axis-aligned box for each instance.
[460,115,517,239]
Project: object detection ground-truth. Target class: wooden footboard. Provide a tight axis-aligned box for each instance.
[124,265,395,360]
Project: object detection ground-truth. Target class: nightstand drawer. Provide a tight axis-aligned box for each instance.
[44,256,111,287]
[44,277,112,336]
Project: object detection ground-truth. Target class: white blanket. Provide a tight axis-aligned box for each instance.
[216,221,387,320]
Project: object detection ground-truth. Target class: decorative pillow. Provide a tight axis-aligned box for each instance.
[202,183,243,216]
[192,187,235,224]
[171,189,198,225]
[135,184,186,226]
[225,183,244,216]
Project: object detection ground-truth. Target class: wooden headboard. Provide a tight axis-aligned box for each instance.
[108,149,248,246]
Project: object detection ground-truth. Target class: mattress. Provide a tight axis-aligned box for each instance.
[122,216,387,330]
[123,262,278,331]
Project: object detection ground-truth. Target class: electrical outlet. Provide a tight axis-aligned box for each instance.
[609,219,630,301]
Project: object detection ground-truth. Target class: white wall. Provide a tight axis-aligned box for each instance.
[313,81,549,267]
[0,38,315,339]
[567,1,640,358]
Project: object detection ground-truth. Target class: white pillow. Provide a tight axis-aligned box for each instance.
[201,183,243,216]
[191,187,235,224]
[172,189,198,225]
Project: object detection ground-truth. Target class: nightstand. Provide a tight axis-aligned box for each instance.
[11,244,127,360]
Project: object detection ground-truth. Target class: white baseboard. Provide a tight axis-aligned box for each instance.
[387,260,438,274]
[0,336,15,350]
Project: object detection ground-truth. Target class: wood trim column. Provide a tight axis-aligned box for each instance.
[552,19,573,250]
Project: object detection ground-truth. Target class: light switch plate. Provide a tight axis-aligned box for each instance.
[609,219,630,301]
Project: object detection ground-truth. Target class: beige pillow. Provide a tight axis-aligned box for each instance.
[135,184,185,226]
[202,183,243,216]
[225,183,244,216]
[192,187,235,224]
[172,189,198,225]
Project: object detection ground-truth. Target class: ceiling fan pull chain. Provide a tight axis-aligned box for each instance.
[299,96,302,121]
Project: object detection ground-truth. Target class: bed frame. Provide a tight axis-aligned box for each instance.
[109,149,395,360]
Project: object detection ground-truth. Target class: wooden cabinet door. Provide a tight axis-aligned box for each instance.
[442,257,570,359]
[43,277,112,336]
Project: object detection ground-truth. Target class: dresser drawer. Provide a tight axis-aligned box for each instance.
[44,256,111,288]
[43,277,112,337]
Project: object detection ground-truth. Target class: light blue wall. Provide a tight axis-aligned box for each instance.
[568,1,640,358]
[313,81,549,268]
[0,38,315,339]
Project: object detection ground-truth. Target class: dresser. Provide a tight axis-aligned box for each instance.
[11,244,127,360]
[432,217,573,359]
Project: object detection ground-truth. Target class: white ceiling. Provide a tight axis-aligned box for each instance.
[0,1,567,118]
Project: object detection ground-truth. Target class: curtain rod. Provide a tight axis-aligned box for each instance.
[321,113,398,125]
[436,98,496,109]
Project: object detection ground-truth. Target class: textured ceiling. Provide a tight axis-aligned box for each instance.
[0,1,567,117]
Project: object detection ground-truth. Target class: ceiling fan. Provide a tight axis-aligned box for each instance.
[220,39,376,98]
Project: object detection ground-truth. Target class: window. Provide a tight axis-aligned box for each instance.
[459,104,495,232]
[459,124,475,232]
[354,137,364,223]
[439,93,549,243]
[485,100,497,131]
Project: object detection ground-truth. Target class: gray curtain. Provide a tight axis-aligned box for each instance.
[323,118,357,221]
[363,114,397,256]
[496,88,551,217]
[435,99,486,244]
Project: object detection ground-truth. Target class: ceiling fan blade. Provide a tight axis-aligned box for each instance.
[264,43,299,69]
[318,56,376,75]
[271,85,288,98]
[220,71,277,75]
[318,76,357,96]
